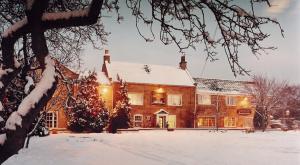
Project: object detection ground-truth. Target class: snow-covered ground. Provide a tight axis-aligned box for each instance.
[4,130,300,165]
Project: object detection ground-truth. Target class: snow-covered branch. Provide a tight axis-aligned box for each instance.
[5,55,56,131]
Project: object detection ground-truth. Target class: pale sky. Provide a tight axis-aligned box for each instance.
[81,0,300,84]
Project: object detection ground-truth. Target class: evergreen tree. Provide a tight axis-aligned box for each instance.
[67,71,109,133]
[108,79,132,133]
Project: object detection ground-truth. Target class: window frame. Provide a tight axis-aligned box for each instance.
[46,111,58,128]
[226,96,237,106]
[151,91,166,105]
[133,114,143,127]
[128,92,144,106]
[167,94,183,106]
[227,117,236,127]
[197,94,211,105]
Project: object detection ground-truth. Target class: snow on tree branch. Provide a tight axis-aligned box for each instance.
[1,18,28,38]
[0,134,6,146]
[17,55,56,116]
[4,55,55,131]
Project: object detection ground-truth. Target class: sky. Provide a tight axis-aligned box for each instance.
[81,0,300,84]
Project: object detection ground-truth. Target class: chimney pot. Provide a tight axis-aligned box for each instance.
[103,49,110,63]
[179,55,187,70]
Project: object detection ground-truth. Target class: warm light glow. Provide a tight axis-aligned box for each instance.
[99,85,109,95]
[239,97,250,108]
[102,87,108,94]
[156,88,164,93]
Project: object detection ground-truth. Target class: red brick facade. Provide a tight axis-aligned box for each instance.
[196,95,254,129]
[111,83,196,128]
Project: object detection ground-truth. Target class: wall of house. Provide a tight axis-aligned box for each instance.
[46,63,79,130]
[112,82,196,128]
[196,95,255,128]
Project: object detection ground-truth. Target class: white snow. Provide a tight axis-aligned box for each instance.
[105,61,195,86]
[24,76,34,94]
[17,55,56,116]
[42,9,89,21]
[14,57,21,68]
[97,72,110,84]
[2,17,28,37]
[0,133,6,145]
[0,116,4,122]
[0,102,3,111]
[3,131,300,165]
[5,111,22,130]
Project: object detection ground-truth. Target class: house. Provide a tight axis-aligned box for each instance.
[99,50,196,128]
[44,62,79,130]
[44,50,255,130]
[194,78,255,129]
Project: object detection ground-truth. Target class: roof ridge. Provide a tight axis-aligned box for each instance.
[112,61,181,69]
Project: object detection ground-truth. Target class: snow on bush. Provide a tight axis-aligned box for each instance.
[0,133,6,145]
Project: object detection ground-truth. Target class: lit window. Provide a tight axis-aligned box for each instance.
[167,94,182,106]
[224,117,236,127]
[198,94,211,105]
[226,96,236,106]
[46,112,58,128]
[197,117,215,127]
[128,93,144,105]
[151,91,166,105]
[133,114,143,127]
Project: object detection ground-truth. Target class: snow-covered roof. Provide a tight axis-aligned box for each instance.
[105,61,195,86]
[97,71,110,85]
[194,78,252,95]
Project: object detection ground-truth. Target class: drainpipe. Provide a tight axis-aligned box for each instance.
[216,94,219,131]
[193,83,197,128]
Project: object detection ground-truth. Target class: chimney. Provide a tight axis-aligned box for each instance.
[103,49,110,63]
[179,55,187,70]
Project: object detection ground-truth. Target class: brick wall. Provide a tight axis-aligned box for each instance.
[112,82,196,128]
[196,94,255,128]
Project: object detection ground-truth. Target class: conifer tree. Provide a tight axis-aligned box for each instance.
[67,71,109,133]
[108,79,132,133]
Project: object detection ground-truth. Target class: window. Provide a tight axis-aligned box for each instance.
[198,94,211,105]
[167,94,182,106]
[133,114,143,127]
[151,91,166,105]
[226,96,236,106]
[46,112,58,128]
[128,93,144,105]
[224,117,236,127]
[197,117,215,127]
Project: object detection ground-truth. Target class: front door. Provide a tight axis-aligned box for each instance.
[159,116,167,128]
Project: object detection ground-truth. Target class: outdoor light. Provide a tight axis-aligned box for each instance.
[156,88,164,93]
[286,110,290,116]
[240,97,249,108]
[101,87,108,94]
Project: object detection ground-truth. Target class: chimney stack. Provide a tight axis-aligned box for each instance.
[103,49,110,63]
[179,55,187,70]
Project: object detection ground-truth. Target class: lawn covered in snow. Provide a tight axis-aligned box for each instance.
[4,130,300,165]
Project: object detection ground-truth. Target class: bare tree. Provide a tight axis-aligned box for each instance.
[0,0,283,163]
[245,75,288,131]
[0,0,104,162]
